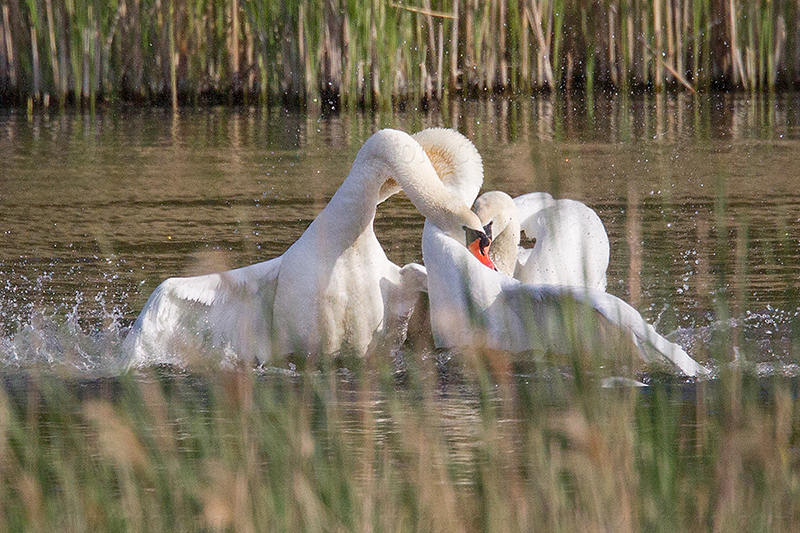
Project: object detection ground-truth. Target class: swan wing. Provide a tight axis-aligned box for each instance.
[423,220,702,376]
[511,284,705,376]
[513,192,555,237]
[579,289,706,376]
[123,257,282,367]
[514,199,610,290]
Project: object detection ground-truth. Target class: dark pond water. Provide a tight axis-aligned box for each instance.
[1,94,800,375]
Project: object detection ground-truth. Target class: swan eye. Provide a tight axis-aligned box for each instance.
[478,234,491,255]
[465,228,490,253]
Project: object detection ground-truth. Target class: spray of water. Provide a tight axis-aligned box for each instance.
[0,272,132,376]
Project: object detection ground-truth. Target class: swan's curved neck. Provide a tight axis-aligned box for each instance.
[472,191,520,276]
[488,220,520,276]
[412,128,484,207]
[324,129,484,243]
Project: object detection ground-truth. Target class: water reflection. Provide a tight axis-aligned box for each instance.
[0,94,799,372]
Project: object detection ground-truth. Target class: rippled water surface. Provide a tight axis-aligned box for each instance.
[3,95,800,529]
[1,94,800,375]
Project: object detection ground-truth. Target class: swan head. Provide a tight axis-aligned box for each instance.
[464,224,497,271]
[471,191,521,276]
[355,128,495,268]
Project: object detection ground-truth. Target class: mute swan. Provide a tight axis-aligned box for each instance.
[413,129,705,377]
[124,128,492,367]
[472,191,609,290]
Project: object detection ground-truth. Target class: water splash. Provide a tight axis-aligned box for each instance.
[3,269,797,379]
[0,274,131,376]
[671,305,800,376]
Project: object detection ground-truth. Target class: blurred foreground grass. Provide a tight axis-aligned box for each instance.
[1,350,799,532]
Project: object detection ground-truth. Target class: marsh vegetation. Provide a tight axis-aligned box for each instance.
[3,0,800,107]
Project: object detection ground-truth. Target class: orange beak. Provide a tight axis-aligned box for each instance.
[467,237,497,271]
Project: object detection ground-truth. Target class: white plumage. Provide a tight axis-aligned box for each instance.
[415,129,705,376]
[124,128,485,367]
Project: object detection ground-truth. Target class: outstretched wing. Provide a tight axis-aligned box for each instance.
[579,288,705,376]
[123,257,282,367]
[513,192,555,237]
[511,284,705,376]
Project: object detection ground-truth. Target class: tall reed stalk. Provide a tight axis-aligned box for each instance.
[1,0,799,107]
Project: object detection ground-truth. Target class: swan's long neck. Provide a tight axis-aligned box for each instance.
[327,129,484,242]
[488,220,520,276]
[412,128,484,207]
[473,191,520,276]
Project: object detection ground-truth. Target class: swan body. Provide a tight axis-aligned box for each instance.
[473,191,610,290]
[423,224,705,375]
[414,130,705,376]
[124,128,485,367]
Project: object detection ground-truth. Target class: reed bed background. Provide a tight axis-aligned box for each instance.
[2,0,800,108]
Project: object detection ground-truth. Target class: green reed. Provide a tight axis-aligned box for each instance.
[1,0,799,108]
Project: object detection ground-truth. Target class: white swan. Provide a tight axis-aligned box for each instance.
[124,128,491,367]
[414,129,706,377]
[473,191,609,290]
